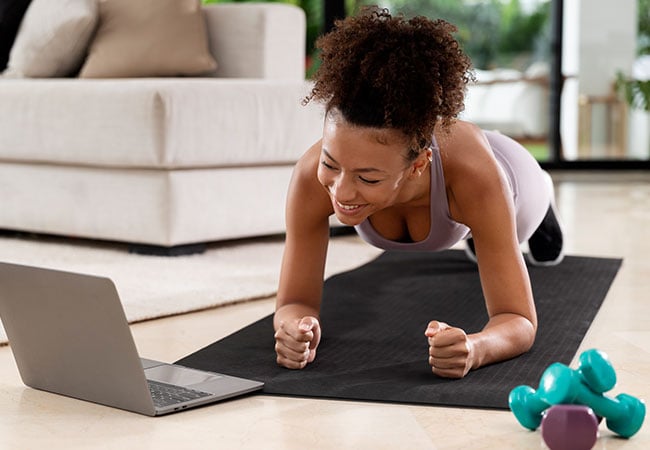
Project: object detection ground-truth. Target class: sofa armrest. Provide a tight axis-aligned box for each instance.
[202,3,306,80]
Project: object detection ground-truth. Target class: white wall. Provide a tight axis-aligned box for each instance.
[561,0,637,159]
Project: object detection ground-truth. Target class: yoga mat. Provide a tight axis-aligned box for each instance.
[177,250,622,410]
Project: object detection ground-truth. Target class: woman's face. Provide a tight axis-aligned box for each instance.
[318,114,420,226]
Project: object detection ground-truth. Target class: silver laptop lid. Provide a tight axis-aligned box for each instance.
[0,262,156,416]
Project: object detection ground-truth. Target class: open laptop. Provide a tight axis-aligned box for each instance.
[0,261,264,416]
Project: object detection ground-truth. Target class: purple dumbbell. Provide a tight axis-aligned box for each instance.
[541,405,599,450]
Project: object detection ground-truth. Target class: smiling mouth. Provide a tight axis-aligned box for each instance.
[335,200,364,212]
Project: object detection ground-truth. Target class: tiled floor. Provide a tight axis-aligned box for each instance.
[1,171,648,449]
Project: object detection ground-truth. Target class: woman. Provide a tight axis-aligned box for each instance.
[273,7,563,379]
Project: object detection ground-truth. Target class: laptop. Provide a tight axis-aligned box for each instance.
[0,261,264,416]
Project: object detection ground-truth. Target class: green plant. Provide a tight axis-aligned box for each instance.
[360,0,550,70]
[616,72,650,112]
[615,0,650,112]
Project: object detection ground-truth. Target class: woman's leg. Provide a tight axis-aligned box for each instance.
[526,171,564,266]
[465,132,564,265]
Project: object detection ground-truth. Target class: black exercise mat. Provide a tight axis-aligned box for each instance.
[177,250,622,410]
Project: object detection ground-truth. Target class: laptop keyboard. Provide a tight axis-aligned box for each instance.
[147,379,212,408]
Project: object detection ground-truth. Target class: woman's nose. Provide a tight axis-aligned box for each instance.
[330,175,355,202]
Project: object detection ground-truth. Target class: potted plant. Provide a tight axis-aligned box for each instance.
[616,71,650,112]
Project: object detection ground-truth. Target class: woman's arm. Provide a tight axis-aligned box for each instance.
[274,140,334,369]
[428,123,537,377]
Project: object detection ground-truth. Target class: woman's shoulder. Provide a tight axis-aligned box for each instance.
[437,120,507,215]
[292,140,326,194]
[436,123,499,227]
[436,120,497,176]
[435,120,484,154]
[287,140,333,219]
[294,139,322,176]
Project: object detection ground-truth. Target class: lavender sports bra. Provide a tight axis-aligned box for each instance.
[354,136,471,252]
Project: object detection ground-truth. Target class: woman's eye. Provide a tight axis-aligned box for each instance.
[321,161,336,170]
[360,177,380,185]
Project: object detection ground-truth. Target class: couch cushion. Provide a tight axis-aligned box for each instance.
[1,0,97,78]
[0,0,32,71]
[0,0,31,72]
[0,78,324,168]
[79,0,217,78]
[202,3,305,80]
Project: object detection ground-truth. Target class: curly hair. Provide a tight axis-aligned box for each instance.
[305,7,474,159]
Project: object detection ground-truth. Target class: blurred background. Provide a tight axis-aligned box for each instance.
[205,0,650,169]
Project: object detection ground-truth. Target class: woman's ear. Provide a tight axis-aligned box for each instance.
[409,149,432,177]
[425,148,433,163]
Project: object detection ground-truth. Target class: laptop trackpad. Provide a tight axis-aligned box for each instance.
[145,364,222,388]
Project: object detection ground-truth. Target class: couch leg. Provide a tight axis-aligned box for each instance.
[128,242,207,256]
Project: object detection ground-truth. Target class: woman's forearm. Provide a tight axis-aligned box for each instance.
[469,313,536,370]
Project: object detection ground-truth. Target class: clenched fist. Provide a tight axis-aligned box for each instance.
[425,320,474,379]
[274,316,321,369]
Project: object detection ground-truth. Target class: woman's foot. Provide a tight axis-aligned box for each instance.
[526,202,564,266]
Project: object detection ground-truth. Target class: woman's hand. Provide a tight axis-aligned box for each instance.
[274,316,321,369]
[425,320,474,379]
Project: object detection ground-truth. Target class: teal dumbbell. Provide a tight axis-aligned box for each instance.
[509,349,617,430]
[509,385,551,430]
[538,363,646,438]
[575,349,616,394]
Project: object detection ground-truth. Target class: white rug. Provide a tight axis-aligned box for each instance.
[0,233,383,344]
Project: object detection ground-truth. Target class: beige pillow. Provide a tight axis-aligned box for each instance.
[79,0,217,78]
[1,0,98,78]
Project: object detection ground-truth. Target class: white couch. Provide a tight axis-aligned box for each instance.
[0,3,324,253]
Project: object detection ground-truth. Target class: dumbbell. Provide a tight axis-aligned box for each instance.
[509,349,616,430]
[538,363,646,438]
[509,384,551,430]
[541,405,599,450]
[574,349,617,394]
